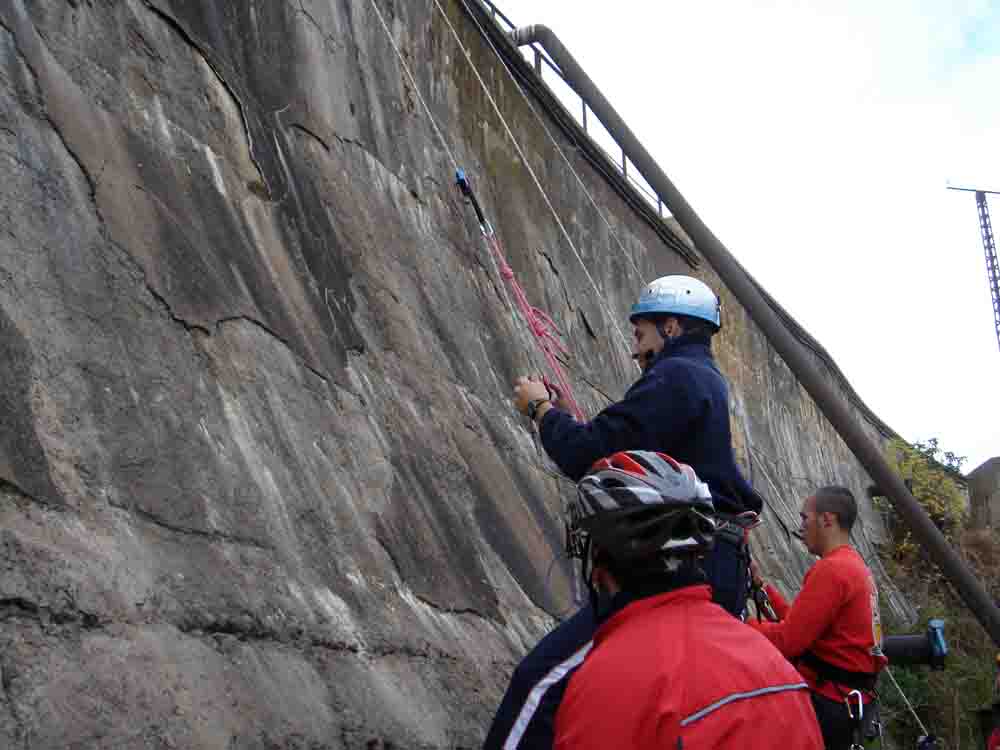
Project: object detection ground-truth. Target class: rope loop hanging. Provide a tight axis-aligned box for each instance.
[457,170,585,421]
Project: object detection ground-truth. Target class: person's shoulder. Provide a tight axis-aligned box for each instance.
[829,545,869,570]
[809,553,848,582]
[648,353,700,382]
[814,547,868,586]
[682,605,805,683]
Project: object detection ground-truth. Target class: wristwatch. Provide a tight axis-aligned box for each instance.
[526,398,550,421]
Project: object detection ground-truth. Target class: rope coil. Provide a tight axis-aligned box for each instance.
[457,170,585,420]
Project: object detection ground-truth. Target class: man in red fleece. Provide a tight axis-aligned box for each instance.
[554,451,822,750]
[750,485,887,750]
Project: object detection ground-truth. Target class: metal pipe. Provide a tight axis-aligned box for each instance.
[882,619,947,668]
[510,23,1000,645]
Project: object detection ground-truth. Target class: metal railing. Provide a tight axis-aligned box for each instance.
[478,0,670,219]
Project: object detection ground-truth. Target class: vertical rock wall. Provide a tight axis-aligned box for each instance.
[0,0,908,747]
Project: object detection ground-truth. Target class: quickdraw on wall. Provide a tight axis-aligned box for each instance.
[456,168,585,422]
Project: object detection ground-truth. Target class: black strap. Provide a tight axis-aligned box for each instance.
[799,651,878,693]
[714,522,746,549]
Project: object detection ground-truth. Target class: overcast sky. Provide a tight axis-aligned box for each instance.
[489,0,1000,473]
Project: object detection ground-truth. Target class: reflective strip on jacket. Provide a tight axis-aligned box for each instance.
[554,586,823,750]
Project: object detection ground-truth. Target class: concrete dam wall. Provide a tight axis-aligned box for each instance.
[0,0,911,747]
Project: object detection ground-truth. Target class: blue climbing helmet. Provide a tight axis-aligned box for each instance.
[629,275,721,330]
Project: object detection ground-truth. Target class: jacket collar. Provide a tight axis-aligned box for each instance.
[655,332,713,363]
[596,585,713,644]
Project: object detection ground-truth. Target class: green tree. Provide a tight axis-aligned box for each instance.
[874,438,997,750]
[880,437,968,564]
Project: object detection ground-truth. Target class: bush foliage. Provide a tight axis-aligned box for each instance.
[873,438,998,750]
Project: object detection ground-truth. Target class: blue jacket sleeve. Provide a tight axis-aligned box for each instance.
[538,366,699,481]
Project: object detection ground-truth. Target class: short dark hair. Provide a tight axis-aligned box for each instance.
[649,313,717,338]
[813,486,858,531]
[590,539,705,593]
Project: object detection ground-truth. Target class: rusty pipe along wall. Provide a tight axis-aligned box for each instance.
[509,22,1000,646]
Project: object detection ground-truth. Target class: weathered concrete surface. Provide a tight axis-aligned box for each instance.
[969,457,1000,529]
[0,0,910,747]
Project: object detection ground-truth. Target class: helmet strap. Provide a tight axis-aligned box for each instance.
[582,539,611,624]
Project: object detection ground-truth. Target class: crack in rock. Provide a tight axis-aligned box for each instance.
[126,503,274,552]
[0,596,104,629]
[292,0,344,55]
[0,650,27,750]
[136,259,332,387]
[414,593,487,621]
[178,615,461,664]
[1,8,100,212]
[537,248,560,278]
[289,122,332,152]
[142,279,212,336]
[215,316,331,384]
[579,375,614,405]
[141,0,270,197]
[287,120,427,208]
[0,478,58,511]
[578,308,598,341]
[538,248,574,313]
[1,601,463,667]
[177,614,362,655]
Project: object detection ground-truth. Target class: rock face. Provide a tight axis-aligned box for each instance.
[0,0,910,747]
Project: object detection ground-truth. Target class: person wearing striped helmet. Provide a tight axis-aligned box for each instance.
[553,451,822,750]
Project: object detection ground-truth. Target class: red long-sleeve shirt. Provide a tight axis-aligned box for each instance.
[555,585,823,750]
[749,545,887,702]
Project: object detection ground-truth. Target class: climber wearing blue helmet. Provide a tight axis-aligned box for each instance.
[487,275,762,750]
[628,275,721,371]
[514,275,753,520]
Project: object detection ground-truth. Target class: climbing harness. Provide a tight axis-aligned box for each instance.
[707,508,766,622]
[713,509,760,619]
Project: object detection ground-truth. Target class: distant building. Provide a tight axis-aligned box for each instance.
[969,458,1000,529]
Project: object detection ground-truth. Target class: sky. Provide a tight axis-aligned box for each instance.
[488,0,1000,473]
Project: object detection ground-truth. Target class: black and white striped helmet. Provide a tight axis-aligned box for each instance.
[567,451,715,564]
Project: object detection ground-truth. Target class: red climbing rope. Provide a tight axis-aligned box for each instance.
[484,232,585,422]
[456,169,585,422]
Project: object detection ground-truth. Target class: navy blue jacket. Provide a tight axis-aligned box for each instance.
[539,334,760,514]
